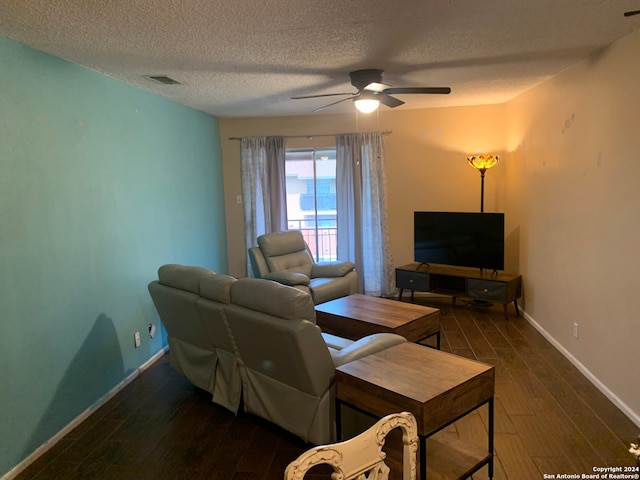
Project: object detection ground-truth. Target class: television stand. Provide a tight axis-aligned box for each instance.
[396,263,522,320]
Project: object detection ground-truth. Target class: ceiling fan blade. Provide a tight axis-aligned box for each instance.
[378,93,405,108]
[313,96,354,112]
[291,92,355,100]
[383,87,451,95]
[624,9,640,16]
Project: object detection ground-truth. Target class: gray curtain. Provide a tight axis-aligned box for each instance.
[240,136,286,275]
[336,132,394,296]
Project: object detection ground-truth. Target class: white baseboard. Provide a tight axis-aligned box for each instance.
[2,347,169,480]
[520,310,640,429]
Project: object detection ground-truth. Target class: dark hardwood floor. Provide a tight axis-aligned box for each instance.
[15,297,639,480]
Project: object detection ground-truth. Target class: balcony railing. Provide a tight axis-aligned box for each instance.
[287,220,337,262]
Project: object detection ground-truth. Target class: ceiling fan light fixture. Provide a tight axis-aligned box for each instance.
[354,97,380,113]
[363,81,388,92]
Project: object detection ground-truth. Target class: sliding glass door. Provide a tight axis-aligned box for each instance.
[285,148,337,261]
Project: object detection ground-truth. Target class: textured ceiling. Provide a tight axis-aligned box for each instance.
[1,0,639,117]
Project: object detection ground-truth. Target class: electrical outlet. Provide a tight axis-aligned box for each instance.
[134,331,141,348]
[148,323,156,338]
[572,322,579,339]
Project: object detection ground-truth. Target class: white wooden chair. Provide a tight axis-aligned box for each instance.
[284,412,418,480]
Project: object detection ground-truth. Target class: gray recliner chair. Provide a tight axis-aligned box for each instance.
[248,230,358,304]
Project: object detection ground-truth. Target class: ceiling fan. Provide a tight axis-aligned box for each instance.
[624,9,640,16]
[291,69,451,113]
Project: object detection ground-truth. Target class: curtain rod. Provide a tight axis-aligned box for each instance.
[228,131,391,141]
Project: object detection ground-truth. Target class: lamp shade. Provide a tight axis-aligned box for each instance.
[467,155,499,171]
[354,97,380,113]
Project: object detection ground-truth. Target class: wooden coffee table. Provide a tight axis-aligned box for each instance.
[335,342,495,480]
[315,294,440,348]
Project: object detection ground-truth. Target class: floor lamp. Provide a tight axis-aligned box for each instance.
[467,155,499,213]
[466,155,500,304]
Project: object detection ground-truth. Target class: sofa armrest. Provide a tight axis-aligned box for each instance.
[329,333,407,367]
[312,261,356,278]
[263,271,311,286]
[321,332,353,350]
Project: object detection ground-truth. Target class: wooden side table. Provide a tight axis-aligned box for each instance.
[335,342,495,480]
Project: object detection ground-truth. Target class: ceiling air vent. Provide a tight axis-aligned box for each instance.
[144,75,181,85]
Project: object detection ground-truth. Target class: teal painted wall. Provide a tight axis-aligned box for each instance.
[0,36,228,476]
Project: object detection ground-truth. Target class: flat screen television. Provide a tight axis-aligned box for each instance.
[414,211,505,271]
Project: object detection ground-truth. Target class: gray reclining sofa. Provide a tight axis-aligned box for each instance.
[148,264,406,444]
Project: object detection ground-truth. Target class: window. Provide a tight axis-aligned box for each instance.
[285,148,337,261]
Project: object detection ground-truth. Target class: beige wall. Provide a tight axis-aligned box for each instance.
[220,27,640,425]
[507,28,640,423]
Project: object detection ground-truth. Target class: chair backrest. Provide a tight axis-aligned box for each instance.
[225,277,336,443]
[195,272,237,353]
[254,230,315,277]
[148,264,218,350]
[284,412,418,480]
[225,278,333,396]
[148,264,240,404]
